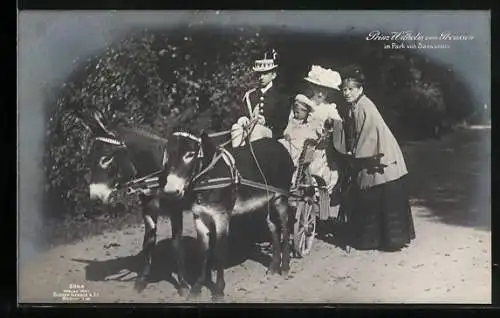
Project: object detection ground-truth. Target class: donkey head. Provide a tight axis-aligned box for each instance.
[78,110,136,203]
[87,136,134,204]
[162,130,216,199]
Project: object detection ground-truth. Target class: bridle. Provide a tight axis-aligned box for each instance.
[92,135,164,196]
[170,132,238,193]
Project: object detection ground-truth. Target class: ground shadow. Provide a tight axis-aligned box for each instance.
[72,213,275,293]
[403,128,490,231]
[315,220,352,252]
[226,211,276,268]
[73,237,199,289]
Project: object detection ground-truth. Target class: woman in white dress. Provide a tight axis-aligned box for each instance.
[302,65,344,216]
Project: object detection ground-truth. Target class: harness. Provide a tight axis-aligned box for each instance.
[189,147,239,192]
[92,129,240,197]
[93,136,163,196]
[172,131,299,198]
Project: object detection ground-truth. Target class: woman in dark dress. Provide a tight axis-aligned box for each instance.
[339,65,416,251]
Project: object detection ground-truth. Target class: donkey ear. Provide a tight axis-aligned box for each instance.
[93,110,106,128]
[200,130,216,165]
[91,110,117,137]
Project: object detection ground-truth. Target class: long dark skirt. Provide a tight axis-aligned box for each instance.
[348,175,416,251]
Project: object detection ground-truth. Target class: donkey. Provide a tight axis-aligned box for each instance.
[83,111,190,295]
[161,130,295,300]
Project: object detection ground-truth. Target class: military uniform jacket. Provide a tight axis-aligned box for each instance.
[242,82,291,139]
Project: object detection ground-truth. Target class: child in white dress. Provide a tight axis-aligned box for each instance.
[280,94,317,188]
[282,95,316,160]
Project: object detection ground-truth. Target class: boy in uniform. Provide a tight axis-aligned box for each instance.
[231,49,291,147]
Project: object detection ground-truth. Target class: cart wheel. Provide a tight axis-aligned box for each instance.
[293,200,317,258]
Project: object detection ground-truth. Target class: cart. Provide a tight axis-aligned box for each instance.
[190,129,355,259]
[287,137,336,258]
[284,134,386,258]
[124,126,382,260]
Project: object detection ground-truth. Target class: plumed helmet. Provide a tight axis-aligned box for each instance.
[253,48,279,72]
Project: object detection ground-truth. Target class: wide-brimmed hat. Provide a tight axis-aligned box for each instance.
[294,94,315,112]
[253,49,279,72]
[304,65,342,90]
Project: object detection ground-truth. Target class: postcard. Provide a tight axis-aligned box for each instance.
[18,10,491,304]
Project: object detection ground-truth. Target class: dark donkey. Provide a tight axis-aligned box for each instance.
[161,130,295,300]
[83,111,190,295]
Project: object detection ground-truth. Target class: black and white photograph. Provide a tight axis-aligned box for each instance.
[18,10,491,304]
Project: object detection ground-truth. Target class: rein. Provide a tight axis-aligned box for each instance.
[172,131,302,199]
[120,170,162,195]
[92,129,237,197]
[93,135,164,196]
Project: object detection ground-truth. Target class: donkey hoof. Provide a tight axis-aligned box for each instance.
[211,292,225,302]
[178,286,190,298]
[266,265,280,276]
[188,291,201,301]
[188,286,202,300]
[281,269,290,278]
[134,277,148,292]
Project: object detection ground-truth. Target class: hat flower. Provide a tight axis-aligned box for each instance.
[304,65,342,90]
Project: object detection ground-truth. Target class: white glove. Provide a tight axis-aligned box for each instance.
[237,116,250,127]
[256,114,266,125]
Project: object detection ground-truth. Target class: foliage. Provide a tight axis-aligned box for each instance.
[42,27,268,244]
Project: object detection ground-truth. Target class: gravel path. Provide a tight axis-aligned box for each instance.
[19,127,491,304]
